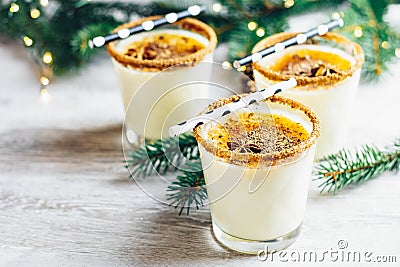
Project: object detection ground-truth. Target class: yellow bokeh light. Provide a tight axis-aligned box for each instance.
[40,76,50,86]
[212,3,222,13]
[42,52,53,64]
[354,26,363,38]
[256,28,265,37]
[30,8,41,19]
[23,36,33,47]
[40,0,49,6]
[248,21,257,31]
[10,3,20,13]
[284,0,294,8]
[381,41,390,49]
[395,48,400,58]
[238,65,246,72]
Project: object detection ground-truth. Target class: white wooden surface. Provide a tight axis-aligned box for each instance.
[1,14,400,266]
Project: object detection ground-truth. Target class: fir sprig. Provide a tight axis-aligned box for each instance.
[127,136,400,214]
[167,160,206,215]
[1,0,399,82]
[314,138,400,193]
[338,0,400,81]
[125,132,198,178]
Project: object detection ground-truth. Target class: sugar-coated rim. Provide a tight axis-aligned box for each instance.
[193,95,321,167]
[106,17,217,71]
[252,32,364,88]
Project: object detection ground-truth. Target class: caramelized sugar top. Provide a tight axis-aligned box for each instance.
[251,32,365,88]
[194,95,321,167]
[123,33,205,61]
[269,49,351,78]
[207,112,309,161]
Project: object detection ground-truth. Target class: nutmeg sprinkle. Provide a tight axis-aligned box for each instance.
[269,49,350,78]
[207,112,309,154]
[123,33,205,60]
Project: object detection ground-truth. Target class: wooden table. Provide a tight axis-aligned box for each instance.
[1,31,400,266]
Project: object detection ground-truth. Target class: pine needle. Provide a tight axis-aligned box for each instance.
[314,138,400,193]
[1,0,399,80]
[166,160,206,215]
[127,133,400,214]
[125,132,198,178]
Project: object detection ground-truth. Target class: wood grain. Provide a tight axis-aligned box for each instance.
[1,24,400,266]
[1,124,399,267]
[0,125,251,267]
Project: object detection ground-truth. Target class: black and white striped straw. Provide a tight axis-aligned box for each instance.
[232,17,344,69]
[168,78,297,137]
[88,4,206,49]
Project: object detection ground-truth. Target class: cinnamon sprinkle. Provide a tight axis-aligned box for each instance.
[106,17,217,71]
[252,32,364,89]
[193,94,321,168]
[123,33,205,61]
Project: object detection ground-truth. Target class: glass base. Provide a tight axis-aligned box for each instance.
[212,222,301,254]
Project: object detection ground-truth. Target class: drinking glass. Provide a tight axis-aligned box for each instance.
[193,95,320,253]
[252,32,364,158]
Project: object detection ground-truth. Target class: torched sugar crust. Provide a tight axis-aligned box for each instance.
[123,33,206,60]
[207,113,310,168]
[193,95,320,168]
[252,32,364,88]
[106,17,217,71]
[270,49,351,74]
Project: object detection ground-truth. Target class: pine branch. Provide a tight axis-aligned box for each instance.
[314,138,400,194]
[1,0,399,81]
[128,134,400,214]
[167,160,206,215]
[125,133,198,178]
[339,0,400,82]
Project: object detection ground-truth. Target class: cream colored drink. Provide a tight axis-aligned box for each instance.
[252,32,364,158]
[107,17,217,143]
[194,95,320,253]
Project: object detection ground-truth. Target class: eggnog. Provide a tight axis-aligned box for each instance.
[107,17,217,143]
[252,32,364,158]
[193,95,320,253]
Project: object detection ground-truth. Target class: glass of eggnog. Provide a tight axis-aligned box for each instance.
[193,94,320,254]
[106,17,217,144]
[252,32,364,159]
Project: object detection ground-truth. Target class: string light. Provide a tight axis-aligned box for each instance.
[9,3,20,13]
[284,0,294,8]
[248,21,257,31]
[332,13,341,20]
[40,88,50,103]
[237,65,246,72]
[354,26,363,38]
[40,76,50,86]
[212,3,222,13]
[30,8,41,19]
[23,36,33,47]
[42,52,53,64]
[40,0,49,7]
[256,27,265,37]
[395,48,400,59]
[222,61,232,70]
[381,41,390,49]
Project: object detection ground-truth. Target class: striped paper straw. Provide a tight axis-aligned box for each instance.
[232,17,344,69]
[168,78,297,137]
[88,4,206,48]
